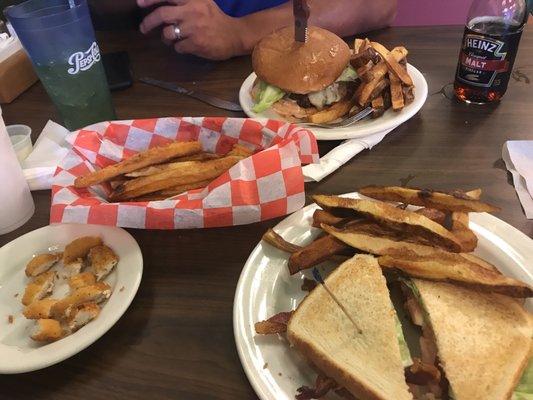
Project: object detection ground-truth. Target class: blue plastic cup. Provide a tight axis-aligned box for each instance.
[6,0,116,130]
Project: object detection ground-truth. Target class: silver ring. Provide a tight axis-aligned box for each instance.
[172,24,182,41]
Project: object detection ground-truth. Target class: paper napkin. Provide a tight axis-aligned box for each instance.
[302,129,393,182]
[502,140,533,219]
[22,120,70,191]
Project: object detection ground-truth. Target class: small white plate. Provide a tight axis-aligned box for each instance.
[0,223,143,374]
[233,193,533,400]
[239,64,428,141]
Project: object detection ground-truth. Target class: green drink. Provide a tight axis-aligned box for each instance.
[35,55,116,130]
[6,0,116,131]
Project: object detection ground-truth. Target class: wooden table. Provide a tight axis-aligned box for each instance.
[1,26,532,399]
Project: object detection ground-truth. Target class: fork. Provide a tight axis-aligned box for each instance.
[301,106,374,129]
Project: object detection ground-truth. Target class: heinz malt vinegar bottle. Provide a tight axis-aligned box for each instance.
[454,0,527,104]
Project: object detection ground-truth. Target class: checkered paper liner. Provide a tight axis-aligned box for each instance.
[51,117,319,229]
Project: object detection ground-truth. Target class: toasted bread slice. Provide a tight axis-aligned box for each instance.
[67,303,100,332]
[22,271,56,306]
[378,254,532,297]
[50,282,111,319]
[413,280,533,400]
[31,319,63,342]
[313,195,462,252]
[287,255,412,400]
[23,298,58,319]
[25,252,62,277]
[63,236,102,265]
[359,186,499,213]
[88,245,119,281]
[68,272,97,291]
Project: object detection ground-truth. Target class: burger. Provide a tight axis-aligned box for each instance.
[251,26,359,122]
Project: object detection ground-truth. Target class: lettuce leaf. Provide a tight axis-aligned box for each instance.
[513,360,533,400]
[336,65,358,82]
[252,80,285,113]
[395,315,412,367]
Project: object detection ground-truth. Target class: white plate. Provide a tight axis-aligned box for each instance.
[0,223,143,374]
[233,193,533,400]
[239,64,428,141]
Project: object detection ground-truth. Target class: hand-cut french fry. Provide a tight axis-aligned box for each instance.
[378,254,532,298]
[403,86,415,105]
[158,179,214,196]
[262,229,302,253]
[461,253,500,273]
[173,152,221,162]
[465,188,482,200]
[354,38,366,54]
[389,72,404,111]
[125,153,222,178]
[370,78,390,102]
[308,98,354,124]
[351,48,380,69]
[358,80,381,106]
[111,156,242,201]
[74,141,202,188]
[451,212,478,252]
[371,95,384,116]
[288,234,352,275]
[357,61,376,82]
[128,193,172,202]
[360,47,407,84]
[313,195,463,252]
[131,179,215,202]
[322,223,440,257]
[415,208,446,226]
[358,186,500,213]
[228,144,254,158]
[312,209,348,228]
[371,42,413,86]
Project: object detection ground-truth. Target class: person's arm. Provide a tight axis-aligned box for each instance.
[237,0,398,54]
[138,0,397,60]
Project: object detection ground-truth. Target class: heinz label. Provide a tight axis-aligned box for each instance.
[456,34,510,88]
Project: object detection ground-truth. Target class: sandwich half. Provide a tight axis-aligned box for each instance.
[287,254,412,400]
[403,279,533,400]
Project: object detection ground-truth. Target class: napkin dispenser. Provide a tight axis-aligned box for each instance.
[0,34,38,104]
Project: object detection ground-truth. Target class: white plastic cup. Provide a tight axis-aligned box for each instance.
[0,106,35,234]
[7,124,32,163]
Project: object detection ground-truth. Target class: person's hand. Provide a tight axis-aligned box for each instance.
[137,0,245,60]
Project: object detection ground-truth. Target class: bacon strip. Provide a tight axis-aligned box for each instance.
[254,311,293,335]
[296,374,338,400]
[405,358,441,385]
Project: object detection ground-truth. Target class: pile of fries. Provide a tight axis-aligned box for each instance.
[263,185,533,298]
[74,141,254,202]
[350,39,415,118]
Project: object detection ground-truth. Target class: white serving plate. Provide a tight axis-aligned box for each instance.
[0,223,143,373]
[233,193,533,400]
[239,64,428,141]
